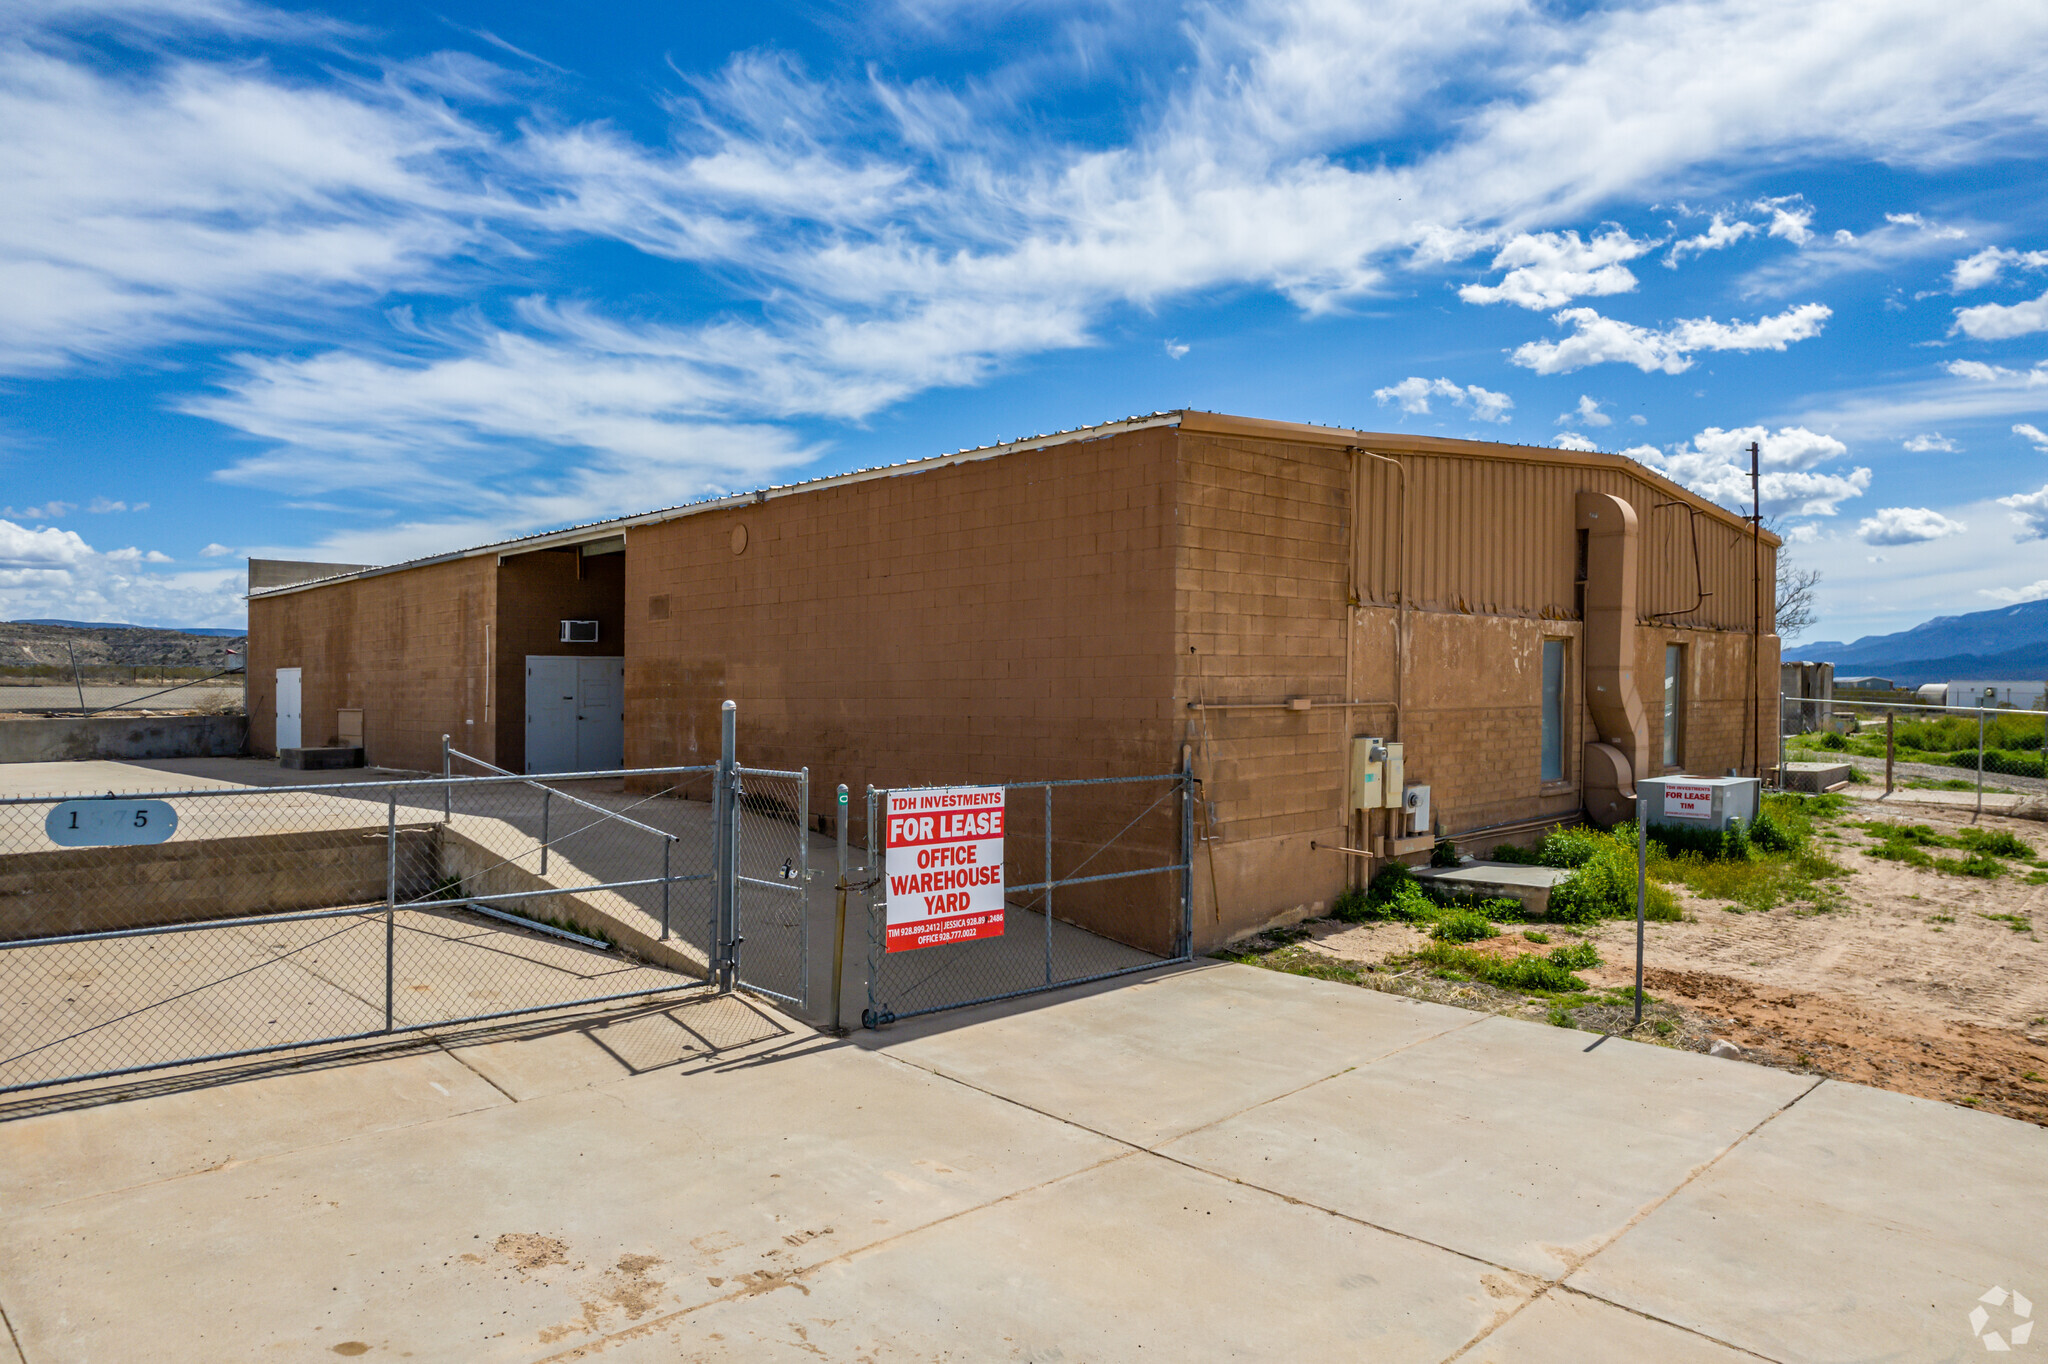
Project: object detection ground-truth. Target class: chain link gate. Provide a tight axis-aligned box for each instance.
[0,701,816,1095]
[858,770,1195,1027]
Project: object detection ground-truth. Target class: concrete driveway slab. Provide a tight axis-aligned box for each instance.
[860,961,1477,1146]
[1570,1078,2048,1364]
[1161,1011,1817,1280]
[1467,1288,1760,1362]
[0,1040,1121,1362]
[572,1151,1538,1363]
[442,993,802,1102]
[0,1047,505,1214]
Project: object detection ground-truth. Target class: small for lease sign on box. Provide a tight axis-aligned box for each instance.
[1636,775,1759,831]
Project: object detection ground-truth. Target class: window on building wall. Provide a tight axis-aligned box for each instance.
[1664,644,1684,769]
[1541,639,1566,783]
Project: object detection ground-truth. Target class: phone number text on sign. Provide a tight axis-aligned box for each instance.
[885,786,1005,953]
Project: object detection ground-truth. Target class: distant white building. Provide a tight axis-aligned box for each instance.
[1937,681,2047,711]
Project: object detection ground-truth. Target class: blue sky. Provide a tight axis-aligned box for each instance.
[4,0,2048,643]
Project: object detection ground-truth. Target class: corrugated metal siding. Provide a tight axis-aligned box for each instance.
[1349,451,1768,631]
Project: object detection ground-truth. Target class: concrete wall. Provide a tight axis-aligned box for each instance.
[492,548,627,773]
[0,825,438,940]
[0,714,246,764]
[248,556,497,771]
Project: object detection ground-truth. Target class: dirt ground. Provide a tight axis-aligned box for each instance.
[1281,794,2048,1126]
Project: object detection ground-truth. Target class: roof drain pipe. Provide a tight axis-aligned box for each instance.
[1348,448,1407,743]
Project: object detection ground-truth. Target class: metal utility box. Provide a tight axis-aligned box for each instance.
[560,619,601,643]
[1402,784,1431,833]
[1637,775,1759,831]
[1350,736,1386,812]
[1382,743,1406,807]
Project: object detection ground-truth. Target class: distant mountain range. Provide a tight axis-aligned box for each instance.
[1799,599,2048,685]
[14,618,246,637]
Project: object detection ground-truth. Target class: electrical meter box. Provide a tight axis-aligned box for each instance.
[1349,736,1386,812]
[1636,775,1759,832]
[1381,743,1406,807]
[1402,784,1431,833]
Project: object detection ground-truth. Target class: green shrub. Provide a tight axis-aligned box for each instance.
[1431,911,1498,942]
[1817,730,1848,751]
[1412,942,1589,993]
[1478,896,1524,920]
[1544,824,1680,923]
[1489,842,1541,865]
[1648,820,1752,861]
[1535,827,1605,868]
[1947,749,2047,779]
[1955,827,2034,859]
[1748,808,1799,854]
[1547,941,1601,971]
[1329,885,1373,922]
[1364,864,1436,920]
[1431,839,1461,867]
[1933,852,2005,879]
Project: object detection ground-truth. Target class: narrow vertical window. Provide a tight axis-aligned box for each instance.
[1663,643,1684,769]
[1541,639,1566,783]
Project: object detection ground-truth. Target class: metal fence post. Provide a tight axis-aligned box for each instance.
[713,699,737,992]
[1180,761,1195,960]
[441,734,451,824]
[1885,711,1895,796]
[831,783,849,1034]
[1977,707,1986,820]
[385,786,398,1033]
[1044,784,1054,986]
[540,788,551,876]
[661,836,672,940]
[864,785,881,1027]
[1633,808,1647,1028]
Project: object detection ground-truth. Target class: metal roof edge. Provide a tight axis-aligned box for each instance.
[246,412,1185,599]
[1174,411,1776,546]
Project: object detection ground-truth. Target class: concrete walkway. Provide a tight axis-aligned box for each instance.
[0,961,2039,1362]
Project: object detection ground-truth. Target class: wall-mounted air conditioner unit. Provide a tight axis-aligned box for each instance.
[560,620,600,644]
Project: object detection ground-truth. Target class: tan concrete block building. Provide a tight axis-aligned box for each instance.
[248,410,1778,950]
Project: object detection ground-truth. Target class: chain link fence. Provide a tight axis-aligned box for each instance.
[858,772,1194,1027]
[1778,694,2048,815]
[0,764,730,1095]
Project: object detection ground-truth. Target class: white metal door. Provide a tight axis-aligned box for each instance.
[275,668,301,751]
[525,656,578,774]
[575,657,626,770]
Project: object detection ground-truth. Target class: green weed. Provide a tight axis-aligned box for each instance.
[1409,941,1600,993]
[1522,929,1551,944]
[1979,912,2033,934]
[1431,911,1498,942]
[1956,827,2034,859]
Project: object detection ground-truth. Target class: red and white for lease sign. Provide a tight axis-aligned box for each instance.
[1662,783,1713,819]
[885,786,1005,953]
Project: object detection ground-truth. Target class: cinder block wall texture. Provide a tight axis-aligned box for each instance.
[248,414,1778,951]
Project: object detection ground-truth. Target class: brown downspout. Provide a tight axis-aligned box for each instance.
[1576,491,1650,825]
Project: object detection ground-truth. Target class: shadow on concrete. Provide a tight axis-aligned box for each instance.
[0,987,804,1123]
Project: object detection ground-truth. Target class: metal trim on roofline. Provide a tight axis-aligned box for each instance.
[248,408,1770,598]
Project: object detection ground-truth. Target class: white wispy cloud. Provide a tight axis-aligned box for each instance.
[1665,213,1755,267]
[1372,376,1514,422]
[0,515,236,622]
[1955,287,2048,340]
[1639,424,1870,517]
[1951,245,2048,291]
[1510,302,1830,374]
[1857,506,1966,544]
[2001,484,2048,541]
[1557,394,1611,426]
[1755,196,1816,245]
[1901,433,1958,452]
[1982,578,2048,603]
[199,542,234,557]
[1553,431,1598,451]
[1459,228,1656,309]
